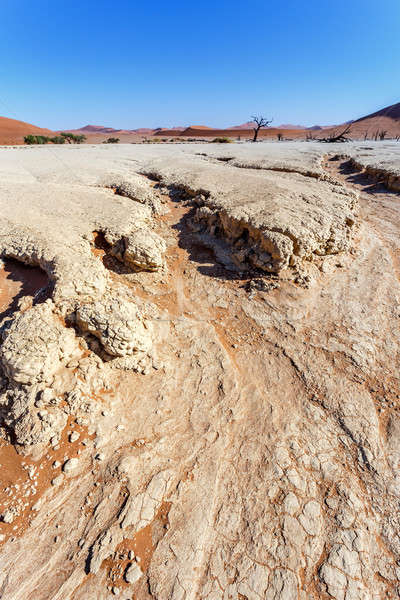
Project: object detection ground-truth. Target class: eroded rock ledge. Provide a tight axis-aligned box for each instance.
[142,156,358,274]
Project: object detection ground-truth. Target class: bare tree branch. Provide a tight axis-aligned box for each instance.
[250,115,273,142]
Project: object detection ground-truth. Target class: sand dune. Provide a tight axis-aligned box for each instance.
[0,116,54,145]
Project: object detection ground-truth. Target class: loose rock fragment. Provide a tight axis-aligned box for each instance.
[63,458,79,473]
[125,562,142,584]
[111,228,166,271]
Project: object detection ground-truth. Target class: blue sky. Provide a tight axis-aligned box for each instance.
[1,0,399,129]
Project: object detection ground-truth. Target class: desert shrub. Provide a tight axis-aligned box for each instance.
[50,136,66,144]
[103,137,120,144]
[212,137,232,143]
[60,132,86,144]
[24,135,51,144]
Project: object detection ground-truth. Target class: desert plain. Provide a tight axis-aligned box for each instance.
[0,139,400,599]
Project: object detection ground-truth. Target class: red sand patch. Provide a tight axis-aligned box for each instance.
[0,418,94,543]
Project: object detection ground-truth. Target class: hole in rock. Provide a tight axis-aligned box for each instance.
[0,258,51,321]
[92,231,111,258]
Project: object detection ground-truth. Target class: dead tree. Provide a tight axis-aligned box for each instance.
[319,124,352,143]
[379,130,387,140]
[251,115,273,142]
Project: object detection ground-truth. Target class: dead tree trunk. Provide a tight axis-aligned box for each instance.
[251,115,273,142]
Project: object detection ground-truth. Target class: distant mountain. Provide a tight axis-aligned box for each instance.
[278,124,306,130]
[0,116,54,145]
[76,125,120,133]
[229,121,256,130]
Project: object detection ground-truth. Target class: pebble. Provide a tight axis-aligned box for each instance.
[125,562,142,584]
[51,475,64,487]
[52,461,61,469]
[112,587,120,596]
[63,458,79,473]
[95,452,105,461]
[69,432,80,443]
[1,510,14,524]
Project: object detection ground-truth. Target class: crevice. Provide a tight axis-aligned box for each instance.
[326,154,400,193]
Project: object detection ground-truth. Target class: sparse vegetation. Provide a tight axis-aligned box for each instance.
[212,137,232,143]
[251,115,273,142]
[24,135,49,144]
[50,135,66,144]
[24,133,83,145]
[277,133,283,141]
[103,137,120,143]
[60,132,86,144]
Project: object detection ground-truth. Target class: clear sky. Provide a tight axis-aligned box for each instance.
[1,0,399,129]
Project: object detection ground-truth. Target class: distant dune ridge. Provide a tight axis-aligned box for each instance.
[0,101,399,145]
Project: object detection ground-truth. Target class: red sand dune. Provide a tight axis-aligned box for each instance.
[321,102,400,139]
[0,116,54,145]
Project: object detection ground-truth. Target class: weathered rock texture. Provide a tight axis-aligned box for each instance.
[142,156,358,272]
[0,142,399,599]
[76,295,153,358]
[110,228,166,271]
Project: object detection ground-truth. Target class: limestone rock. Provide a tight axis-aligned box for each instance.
[111,228,166,271]
[76,295,152,358]
[0,301,79,385]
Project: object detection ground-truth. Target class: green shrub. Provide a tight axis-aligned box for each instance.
[60,132,86,144]
[24,134,51,144]
[50,136,66,144]
[212,137,232,143]
[103,137,120,144]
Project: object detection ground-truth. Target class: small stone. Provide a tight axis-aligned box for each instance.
[63,458,79,473]
[78,538,85,547]
[51,475,64,487]
[52,461,61,469]
[1,510,14,524]
[112,587,120,596]
[69,432,80,443]
[125,562,142,584]
[95,452,105,462]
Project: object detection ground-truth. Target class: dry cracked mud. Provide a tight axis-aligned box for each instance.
[0,141,399,599]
